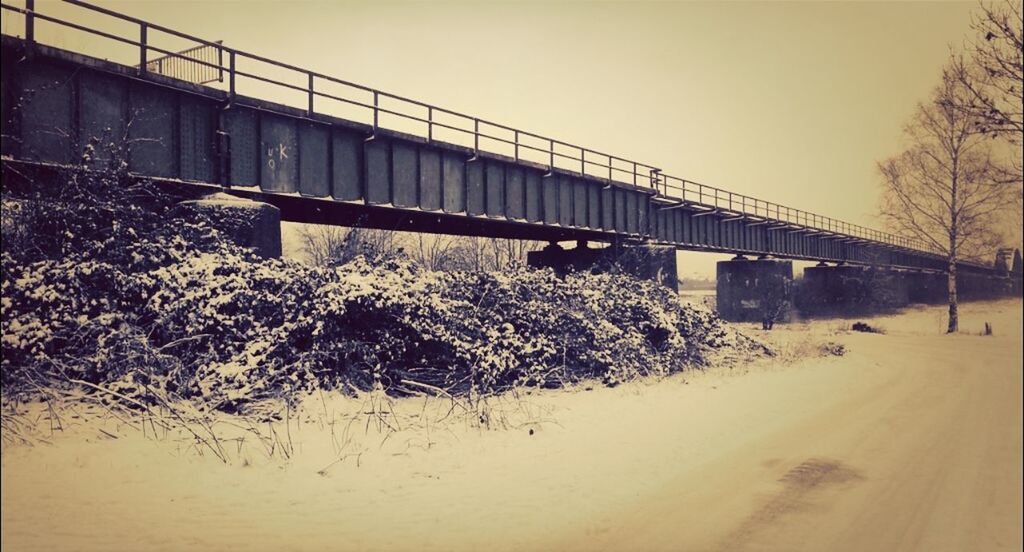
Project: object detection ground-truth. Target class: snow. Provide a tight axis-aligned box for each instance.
[186,192,268,209]
[2,299,1021,552]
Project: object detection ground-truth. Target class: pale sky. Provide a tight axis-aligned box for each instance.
[5,0,989,276]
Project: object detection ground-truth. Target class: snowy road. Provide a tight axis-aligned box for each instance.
[2,300,1021,552]
[580,326,1023,551]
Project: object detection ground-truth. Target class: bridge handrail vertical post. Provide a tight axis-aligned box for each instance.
[428,106,434,143]
[217,42,224,82]
[547,139,554,175]
[373,91,379,135]
[138,22,147,74]
[25,0,34,46]
[473,118,480,159]
[228,50,236,104]
[513,129,518,161]
[307,72,314,116]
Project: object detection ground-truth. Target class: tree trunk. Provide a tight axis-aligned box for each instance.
[947,155,959,334]
[947,261,959,333]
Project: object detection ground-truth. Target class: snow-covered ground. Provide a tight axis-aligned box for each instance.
[2,299,1021,552]
[678,288,716,310]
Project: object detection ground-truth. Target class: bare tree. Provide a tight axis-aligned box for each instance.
[950,0,1023,187]
[299,226,537,272]
[300,225,349,266]
[409,233,459,271]
[299,224,398,267]
[955,1,1023,140]
[446,237,490,272]
[878,68,1013,333]
[486,238,533,270]
[443,237,536,272]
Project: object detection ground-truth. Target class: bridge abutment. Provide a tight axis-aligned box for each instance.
[171,193,282,258]
[526,242,678,290]
[715,257,793,323]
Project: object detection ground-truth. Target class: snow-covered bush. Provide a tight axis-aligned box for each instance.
[2,169,762,409]
[4,239,757,409]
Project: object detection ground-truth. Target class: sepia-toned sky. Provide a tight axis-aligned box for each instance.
[5,0,992,275]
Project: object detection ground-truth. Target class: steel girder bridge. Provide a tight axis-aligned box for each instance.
[0,0,1001,276]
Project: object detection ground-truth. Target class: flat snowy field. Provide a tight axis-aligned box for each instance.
[2,299,1021,552]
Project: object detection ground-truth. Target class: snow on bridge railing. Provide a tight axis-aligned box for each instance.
[1,0,941,257]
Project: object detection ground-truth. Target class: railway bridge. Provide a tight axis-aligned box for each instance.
[1,0,1020,320]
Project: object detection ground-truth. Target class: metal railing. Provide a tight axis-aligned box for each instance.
[139,40,223,85]
[1,0,940,256]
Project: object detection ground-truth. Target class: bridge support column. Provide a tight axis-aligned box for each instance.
[797,265,909,316]
[715,257,793,323]
[958,272,1015,301]
[989,248,1022,299]
[170,193,282,258]
[526,241,678,290]
[906,271,948,304]
[1012,249,1024,296]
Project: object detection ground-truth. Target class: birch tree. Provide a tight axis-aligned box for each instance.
[950,0,1024,219]
[952,1,1023,154]
[878,69,1011,333]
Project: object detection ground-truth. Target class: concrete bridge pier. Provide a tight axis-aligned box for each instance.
[715,256,794,323]
[905,270,948,304]
[1013,250,1024,296]
[526,241,678,290]
[957,272,1014,301]
[170,193,282,258]
[797,264,910,316]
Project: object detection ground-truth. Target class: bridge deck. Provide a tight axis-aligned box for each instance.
[0,0,990,274]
